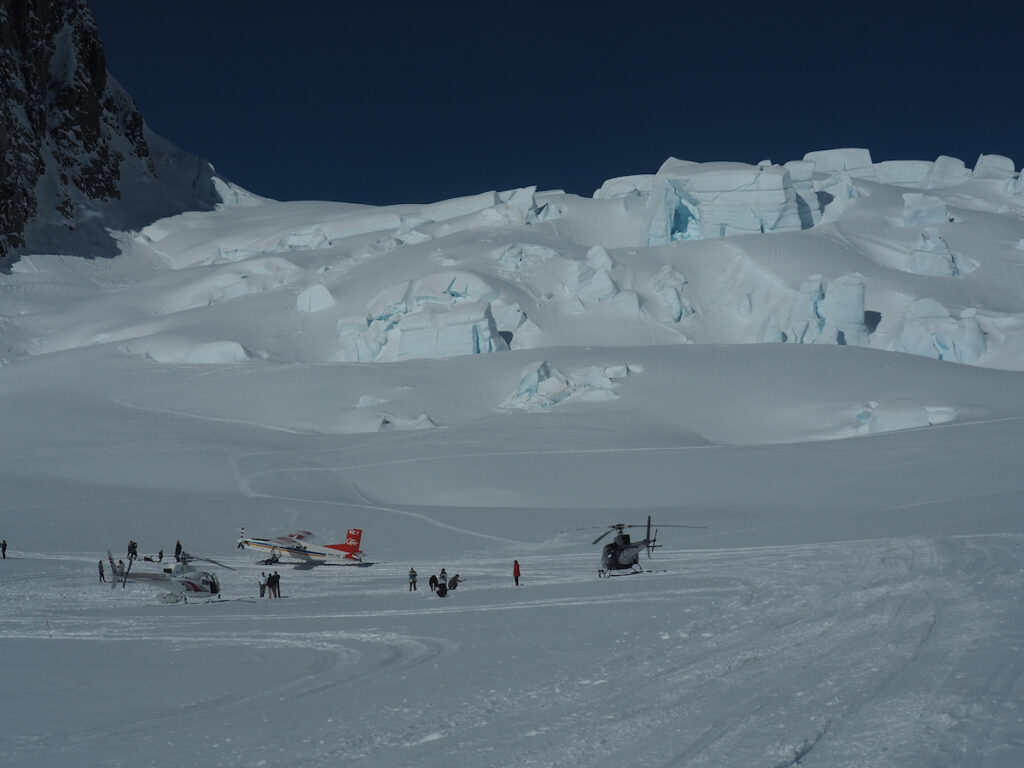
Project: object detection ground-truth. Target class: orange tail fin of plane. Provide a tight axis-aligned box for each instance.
[326,528,363,559]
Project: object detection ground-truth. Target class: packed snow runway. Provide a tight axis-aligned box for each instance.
[3,533,1022,767]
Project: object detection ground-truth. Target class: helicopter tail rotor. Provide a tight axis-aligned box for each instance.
[648,527,659,558]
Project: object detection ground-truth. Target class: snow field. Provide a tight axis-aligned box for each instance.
[4,148,1024,765]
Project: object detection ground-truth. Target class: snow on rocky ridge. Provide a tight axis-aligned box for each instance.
[0,0,221,264]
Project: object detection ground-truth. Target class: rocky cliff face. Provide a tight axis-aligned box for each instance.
[1,0,221,265]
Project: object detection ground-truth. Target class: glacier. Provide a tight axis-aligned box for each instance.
[3,146,1024,768]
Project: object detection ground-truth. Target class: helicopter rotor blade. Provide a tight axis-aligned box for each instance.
[181,552,236,571]
[591,529,615,545]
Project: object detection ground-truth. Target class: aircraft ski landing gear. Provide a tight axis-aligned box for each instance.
[598,565,644,578]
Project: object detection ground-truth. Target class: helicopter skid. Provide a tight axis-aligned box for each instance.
[598,566,645,578]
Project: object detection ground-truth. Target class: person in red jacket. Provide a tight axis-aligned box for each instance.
[513,560,521,586]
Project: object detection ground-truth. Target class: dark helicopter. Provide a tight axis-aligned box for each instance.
[592,516,705,577]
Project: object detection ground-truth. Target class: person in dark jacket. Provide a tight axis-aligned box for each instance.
[513,560,521,586]
[1,539,6,559]
[436,581,448,598]
[98,560,106,582]
[428,574,438,592]
[408,567,418,591]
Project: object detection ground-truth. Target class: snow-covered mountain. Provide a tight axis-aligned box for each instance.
[0,0,220,266]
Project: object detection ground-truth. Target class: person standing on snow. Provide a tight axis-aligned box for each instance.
[1,539,6,559]
[428,574,438,592]
[439,568,447,586]
[513,560,520,586]
[174,540,182,562]
[408,567,418,591]
[259,572,267,598]
[98,560,106,583]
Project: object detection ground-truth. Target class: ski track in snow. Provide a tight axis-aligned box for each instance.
[3,535,1022,767]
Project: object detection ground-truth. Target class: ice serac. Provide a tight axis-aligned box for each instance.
[778,275,868,346]
[973,153,1015,180]
[592,175,654,200]
[0,0,222,264]
[902,193,949,227]
[924,156,971,188]
[296,284,335,313]
[644,159,814,245]
[803,148,876,179]
[333,272,513,362]
[874,161,933,186]
[896,299,986,363]
[784,160,821,228]
[909,228,958,277]
[507,360,624,409]
[386,301,507,361]
[565,245,618,303]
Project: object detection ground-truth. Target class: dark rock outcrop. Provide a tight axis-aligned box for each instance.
[1,0,221,266]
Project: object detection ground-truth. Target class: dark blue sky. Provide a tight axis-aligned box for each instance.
[88,1,1022,206]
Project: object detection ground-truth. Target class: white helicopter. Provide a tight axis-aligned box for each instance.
[108,550,234,600]
[236,527,372,567]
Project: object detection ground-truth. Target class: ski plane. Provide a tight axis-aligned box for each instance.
[237,528,372,567]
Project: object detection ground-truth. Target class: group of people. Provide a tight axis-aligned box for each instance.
[429,568,462,597]
[409,563,520,597]
[412,567,463,597]
[258,571,282,597]
[408,567,460,593]
[95,539,190,584]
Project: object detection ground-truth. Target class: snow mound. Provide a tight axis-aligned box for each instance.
[862,399,955,434]
[296,284,335,313]
[505,360,631,410]
[124,337,249,364]
[158,258,301,314]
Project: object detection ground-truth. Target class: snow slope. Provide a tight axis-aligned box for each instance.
[2,148,1024,767]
